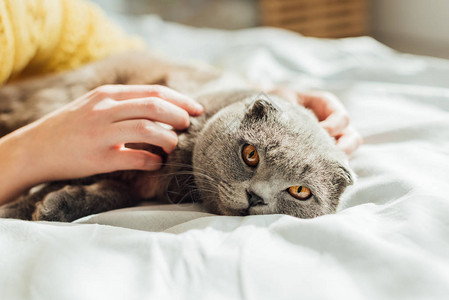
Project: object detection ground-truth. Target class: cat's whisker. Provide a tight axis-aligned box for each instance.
[217,185,236,200]
[148,170,217,183]
[160,162,210,173]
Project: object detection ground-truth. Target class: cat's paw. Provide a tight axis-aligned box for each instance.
[0,201,33,220]
[0,207,12,219]
[32,186,84,222]
[0,207,19,219]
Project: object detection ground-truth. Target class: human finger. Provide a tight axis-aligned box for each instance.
[111,119,178,153]
[336,126,363,156]
[111,97,190,130]
[111,147,163,171]
[92,85,204,116]
[320,111,350,137]
[297,91,350,136]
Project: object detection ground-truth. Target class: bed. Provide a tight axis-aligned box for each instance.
[1,14,449,300]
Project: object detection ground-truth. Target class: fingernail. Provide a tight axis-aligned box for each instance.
[163,146,176,154]
[194,103,204,114]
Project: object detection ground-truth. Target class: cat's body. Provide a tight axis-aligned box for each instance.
[0,51,354,221]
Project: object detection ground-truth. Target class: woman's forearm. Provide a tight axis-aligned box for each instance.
[0,127,43,206]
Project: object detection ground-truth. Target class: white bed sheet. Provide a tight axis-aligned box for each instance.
[1,15,449,300]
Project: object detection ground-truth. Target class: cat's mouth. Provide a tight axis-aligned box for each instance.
[246,206,271,216]
[201,185,271,216]
[219,204,249,216]
[217,199,270,216]
[213,195,250,216]
[214,190,274,216]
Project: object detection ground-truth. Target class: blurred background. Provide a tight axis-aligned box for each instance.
[91,0,449,59]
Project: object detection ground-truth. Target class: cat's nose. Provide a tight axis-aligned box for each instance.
[246,190,266,207]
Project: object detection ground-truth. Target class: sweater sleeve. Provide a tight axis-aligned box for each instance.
[0,0,144,85]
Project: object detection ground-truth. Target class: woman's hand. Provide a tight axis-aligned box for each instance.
[30,84,204,178]
[269,87,363,156]
[0,85,203,204]
[296,91,363,155]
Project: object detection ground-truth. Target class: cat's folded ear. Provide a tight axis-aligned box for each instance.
[245,98,279,121]
[337,163,356,186]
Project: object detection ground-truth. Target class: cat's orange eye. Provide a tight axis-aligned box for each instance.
[288,186,312,200]
[242,144,259,167]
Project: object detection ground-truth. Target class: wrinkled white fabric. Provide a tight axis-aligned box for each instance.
[1,15,449,300]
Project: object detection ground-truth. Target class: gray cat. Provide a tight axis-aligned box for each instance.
[0,51,354,221]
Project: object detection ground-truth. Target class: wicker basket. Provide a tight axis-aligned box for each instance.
[260,0,368,38]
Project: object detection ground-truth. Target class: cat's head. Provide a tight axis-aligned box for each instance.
[192,92,354,218]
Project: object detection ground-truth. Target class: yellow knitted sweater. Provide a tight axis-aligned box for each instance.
[0,0,144,85]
